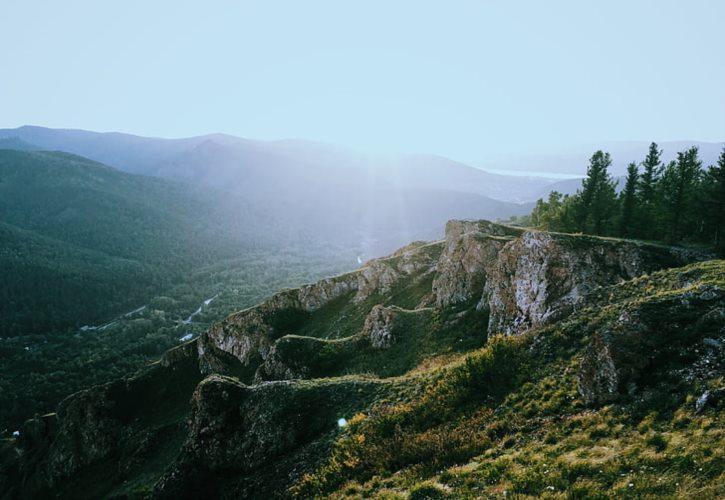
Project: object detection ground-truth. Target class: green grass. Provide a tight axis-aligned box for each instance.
[263,298,490,382]
[291,290,374,339]
[291,261,725,499]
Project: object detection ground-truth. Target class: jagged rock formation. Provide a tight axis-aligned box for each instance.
[7,347,203,498]
[432,220,521,306]
[361,304,398,348]
[154,375,395,498]
[578,282,725,405]
[483,231,705,335]
[3,220,719,499]
[198,240,442,375]
[199,220,706,385]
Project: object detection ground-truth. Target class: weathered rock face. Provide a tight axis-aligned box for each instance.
[354,241,439,303]
[484,231,705,335]
[154,375,391,498]
[11,352,203,497]
[432,220,520,307]
[42,385,124,480]
[254,339,311,381]
[198,308,273,374]
[198,241,440,374]
[578,283,725,405]
[14,381,141,495]
[199,221,710,379]
[362,305,397,349]
[160,338,199,367]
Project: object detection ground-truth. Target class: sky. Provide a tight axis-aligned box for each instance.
[1,0,724,162]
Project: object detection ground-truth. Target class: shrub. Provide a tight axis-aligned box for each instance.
[408,482,450,500]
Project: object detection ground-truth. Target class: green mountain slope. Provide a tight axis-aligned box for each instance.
[0,149,264,335]
[2,220,721,499]
[298,259,724,499]
[0,220,152,335]
[0,149,257,265]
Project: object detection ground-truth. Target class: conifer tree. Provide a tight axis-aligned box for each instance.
[637,142,662,237]
[619,162,639,237]
[659,146,702,242]
[574,150,618,235]
[531,191,577,232]
[703,148,725,253]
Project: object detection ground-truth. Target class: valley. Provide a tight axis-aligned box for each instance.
[3,3,724,497]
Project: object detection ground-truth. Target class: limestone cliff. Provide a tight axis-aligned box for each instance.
[483,231,706,335]
[361,304,398,349]
[198,221,710,383]
[432,220,521,307]
[198,239,442,376]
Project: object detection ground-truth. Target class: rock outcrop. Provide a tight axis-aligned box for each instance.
[198,220,711,381]
[432,220,521,307]
[11,351,203,497]
[198,240,441,374]
[578,281,724,405]
[253,337,313,381]
[431,221,708,337]
[154,375,394,498]
[361,304,398,349]
[253,334,361,382]
[484,231,707,335]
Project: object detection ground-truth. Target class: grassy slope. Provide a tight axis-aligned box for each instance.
[293,261,725,499]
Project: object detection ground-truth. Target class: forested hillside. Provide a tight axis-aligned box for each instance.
[0,149,270,335]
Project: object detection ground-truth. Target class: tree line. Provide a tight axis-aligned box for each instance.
[528,143,725,253]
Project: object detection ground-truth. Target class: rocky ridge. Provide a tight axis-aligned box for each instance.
[199,220,702,382]
[1,220,719,499]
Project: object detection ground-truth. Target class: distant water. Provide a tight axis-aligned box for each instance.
[480,167,584,180]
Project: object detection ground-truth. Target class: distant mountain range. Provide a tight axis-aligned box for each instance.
[0,126,554,203]
[0,126,543,254]
[3,127,722,202]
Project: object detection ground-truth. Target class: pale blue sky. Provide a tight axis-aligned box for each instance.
[1,0,723,161]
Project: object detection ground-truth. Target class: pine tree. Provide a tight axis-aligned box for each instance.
[531,191,577,232]
[636,142,662,238]
[659,146,703,242]
[703,148,725,253]
[574,150,618,235]
[619,162,639,237]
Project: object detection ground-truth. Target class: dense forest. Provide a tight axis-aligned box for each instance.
[0,149,283,336]
[520,144,725,253]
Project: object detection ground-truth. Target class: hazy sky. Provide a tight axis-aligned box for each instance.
[1,0,723,161]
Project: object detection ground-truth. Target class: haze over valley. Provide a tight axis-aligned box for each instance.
[1,1,724,498]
